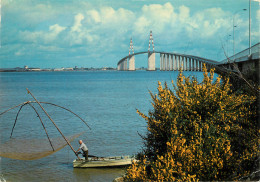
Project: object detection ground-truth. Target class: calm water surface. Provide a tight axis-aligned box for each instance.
[0,71,205,182]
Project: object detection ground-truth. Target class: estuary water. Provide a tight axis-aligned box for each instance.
[0,71,205,182]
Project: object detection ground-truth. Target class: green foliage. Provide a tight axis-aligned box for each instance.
[125,65,259,181]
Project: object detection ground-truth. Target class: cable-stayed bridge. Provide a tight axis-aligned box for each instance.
[117,31,259,73]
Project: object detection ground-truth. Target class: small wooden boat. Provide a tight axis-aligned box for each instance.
[73,155,134,168]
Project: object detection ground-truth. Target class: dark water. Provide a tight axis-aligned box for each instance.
[0,71,205,182]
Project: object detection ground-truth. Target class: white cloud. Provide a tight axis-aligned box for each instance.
[134,16,151,35]
[19,23,66,44]
[100,7,115,23]
[46,24,66,42]
[134,3,177,34]
[4,0,259,67]
[19,31,43,43]
[66,6,135,47]
[18,3,235,53]
[49,24,66,35]
[87,10,101,23]
[132,3,234,41]
[257,9,260,21]
[71,13,84,32]
[179,5,190,22]
[98,7,135,27]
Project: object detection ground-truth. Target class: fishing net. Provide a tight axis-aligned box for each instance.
[0,89,91,161]
[0,132,83,160]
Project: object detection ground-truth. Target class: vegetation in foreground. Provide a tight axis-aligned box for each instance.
[124,65,259,181]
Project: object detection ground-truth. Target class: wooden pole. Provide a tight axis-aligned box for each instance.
[0,102,27,116]
[10,103,27,138]
[30,101,91,130]
[1,101,91,130]
[27,102,55,151]
[26,88,80,159]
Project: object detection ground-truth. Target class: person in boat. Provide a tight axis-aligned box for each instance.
[76,140,88,161]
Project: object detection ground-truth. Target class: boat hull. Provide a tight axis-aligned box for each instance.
[73,156,134,168]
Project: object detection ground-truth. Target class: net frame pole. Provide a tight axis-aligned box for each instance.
[27,102,55,151]
[1,101,91,130]
[26,88,80,159]
[10,102,55,151]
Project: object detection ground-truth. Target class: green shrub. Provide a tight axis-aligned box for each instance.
[125,65,259,181]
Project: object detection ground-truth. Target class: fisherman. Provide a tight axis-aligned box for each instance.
[76,140,88,161]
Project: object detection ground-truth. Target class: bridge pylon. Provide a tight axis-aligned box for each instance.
[147,30,156,71]
[128,38,135,71]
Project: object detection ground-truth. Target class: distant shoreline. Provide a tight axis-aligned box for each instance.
[0,67,117,72]
[0,67,154,72]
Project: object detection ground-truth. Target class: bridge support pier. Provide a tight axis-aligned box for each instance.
[192,58,194,71]
[124,58,128,71]
[160,54,162,71]
[188,58,191,71]
[161,54,164,71]
[182,57,185,71]
[163,54,166,71]
[170,55,173,71]
[128,56,135,71]
[177,56,180,70]
[118,51,217,72]
[174,55,177,71]
[185,57,188,71]
[148,52,156,71]
[118,59,127,71]
[181,56,184,70]
[163,54,167,71]
[166,54,170,71]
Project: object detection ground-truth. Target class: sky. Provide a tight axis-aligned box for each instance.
[0,0,259,68]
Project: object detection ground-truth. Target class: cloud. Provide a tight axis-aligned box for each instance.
[134,16,150,35]
[257,9,260,21]
[50,24,66,35]
[87,10,101,23]
[1,1,259,68]
[179,5,190,22]
[134,3,177,34]
[71,13,84,32]
[19,23,66,44]
[65,6,135,47]
[132,3,235,45]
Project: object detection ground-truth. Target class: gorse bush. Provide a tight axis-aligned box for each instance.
[125,65,259,181]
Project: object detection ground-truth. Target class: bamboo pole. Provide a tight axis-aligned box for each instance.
[27,102,55,151]
[10,101,55,151]
[26,88,80,159]
[0,101,91,130]
[0,102,28,116]
[10,103,27,138]
[30,101,91,130]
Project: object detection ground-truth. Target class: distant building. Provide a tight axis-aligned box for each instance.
[28,68,41,71]
[54,68,63,71]
[63,68,74,71]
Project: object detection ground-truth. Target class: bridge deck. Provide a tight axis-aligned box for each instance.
[219,42,260,64]
[117,51,218,65]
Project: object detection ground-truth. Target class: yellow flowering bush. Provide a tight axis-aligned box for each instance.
[125,65,259,181]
